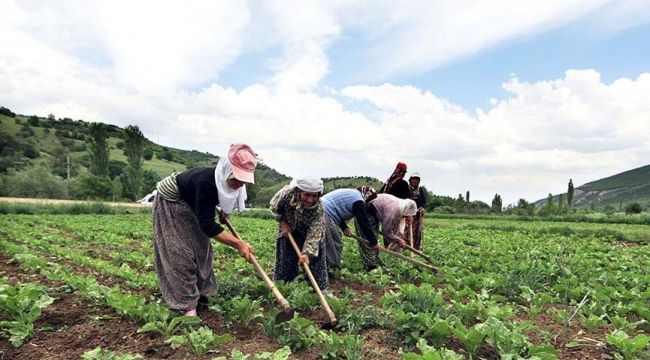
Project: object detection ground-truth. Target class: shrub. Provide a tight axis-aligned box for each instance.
[143,147,154,160]
[27,116,40,126]
[625,203,642,215]
[5,167,68,199]
[0,106,16,117]
[72,174,113,200]
[22,145,39,159]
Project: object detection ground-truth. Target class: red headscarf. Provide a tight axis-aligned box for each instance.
[380,162,407,193]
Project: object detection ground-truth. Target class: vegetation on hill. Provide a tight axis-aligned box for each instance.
[580,165,650,191]
[0,107,380,206]
[1,105,647,214]
[533,166,650,212]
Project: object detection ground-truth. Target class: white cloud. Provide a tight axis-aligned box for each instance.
[1,1,649,206]
[95,0,250,94]
[342,0,615,78]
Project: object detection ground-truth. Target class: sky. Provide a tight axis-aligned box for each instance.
[1,0,649,205]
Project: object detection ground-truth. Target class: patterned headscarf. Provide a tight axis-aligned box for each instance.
[356,186,378,203]
[380,162,407,193]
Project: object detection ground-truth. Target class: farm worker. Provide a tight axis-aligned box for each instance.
[366,193,417,251]
[408,172,427,250]
[152,144,256,317]
[269,177,332,296]
[322,186,381,273]
[379,162,411,199]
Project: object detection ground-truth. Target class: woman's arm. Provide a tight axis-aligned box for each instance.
[214,230,253,262]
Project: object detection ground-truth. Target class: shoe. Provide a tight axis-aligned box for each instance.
[321,289,333,297]
[366,266,379,273]
[183,308,197,317]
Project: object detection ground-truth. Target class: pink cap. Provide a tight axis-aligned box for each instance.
[228,144,257,184]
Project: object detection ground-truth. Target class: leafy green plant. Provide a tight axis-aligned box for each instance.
[274,316,322,351]
[336,305,386,334]
[320,332,365,360]
[10,253,47,270]
[260,305,312,348]
[166,326,233,356]
[0,283,54,347]
[381,284,445,315]
[579,313,606,332]
[213,345,292,359]
[260,308,281,338]
[607,315,647,332]
[403,339,464,360]
[480,317,550,359]
[81,346,143,360]
[228,295,263,326]
[392,310,453,349]
[252,346,291,360]
[137,315,200,336]
[286,285,319,311]
[606,330,649,360]
[547,307,570,326]
[451,322,487,360]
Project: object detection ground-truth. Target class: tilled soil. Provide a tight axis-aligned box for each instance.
[0,250,625,359]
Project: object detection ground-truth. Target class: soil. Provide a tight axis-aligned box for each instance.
[0,250,627,359]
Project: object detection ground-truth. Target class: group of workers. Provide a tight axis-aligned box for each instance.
[152,144,427,317]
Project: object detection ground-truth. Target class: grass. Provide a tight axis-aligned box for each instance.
[0,201,151,215]
[581,164,650,191]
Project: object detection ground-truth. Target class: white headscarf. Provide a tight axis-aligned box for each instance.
[399,199,417,216]
[215,157,247,214]
[289,178,324,194]
[398,199,417,235]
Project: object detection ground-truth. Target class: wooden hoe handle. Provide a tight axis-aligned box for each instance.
[351,234,438,274]
[223,218,292,313]
[404,244,434,264]
[285,232,337,324]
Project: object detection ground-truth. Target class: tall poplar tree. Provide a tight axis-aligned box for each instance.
[87,123,110,178]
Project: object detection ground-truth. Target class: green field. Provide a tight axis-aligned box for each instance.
[0,214,648,359]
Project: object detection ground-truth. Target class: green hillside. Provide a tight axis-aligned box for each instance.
[535,164,650,210]
[0,112,213,178]
[323,176,383,192]
[580,165,650,191]
[0,107,381,206]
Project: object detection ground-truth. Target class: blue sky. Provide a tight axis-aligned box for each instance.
[324,20,650,111]
[1,1,649,204]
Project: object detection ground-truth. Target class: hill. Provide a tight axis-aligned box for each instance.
[535,164,650,210]
[0,107,381,206]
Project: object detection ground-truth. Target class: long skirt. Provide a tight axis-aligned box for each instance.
[412,212,425,250]
[324,217,343,270]
[152,196,217,311]
[326,217,379,271]
[273,235,329,291]
[352,215,380,270]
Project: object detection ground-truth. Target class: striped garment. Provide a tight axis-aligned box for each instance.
[156,172,181,202]
[321,188,364,227]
